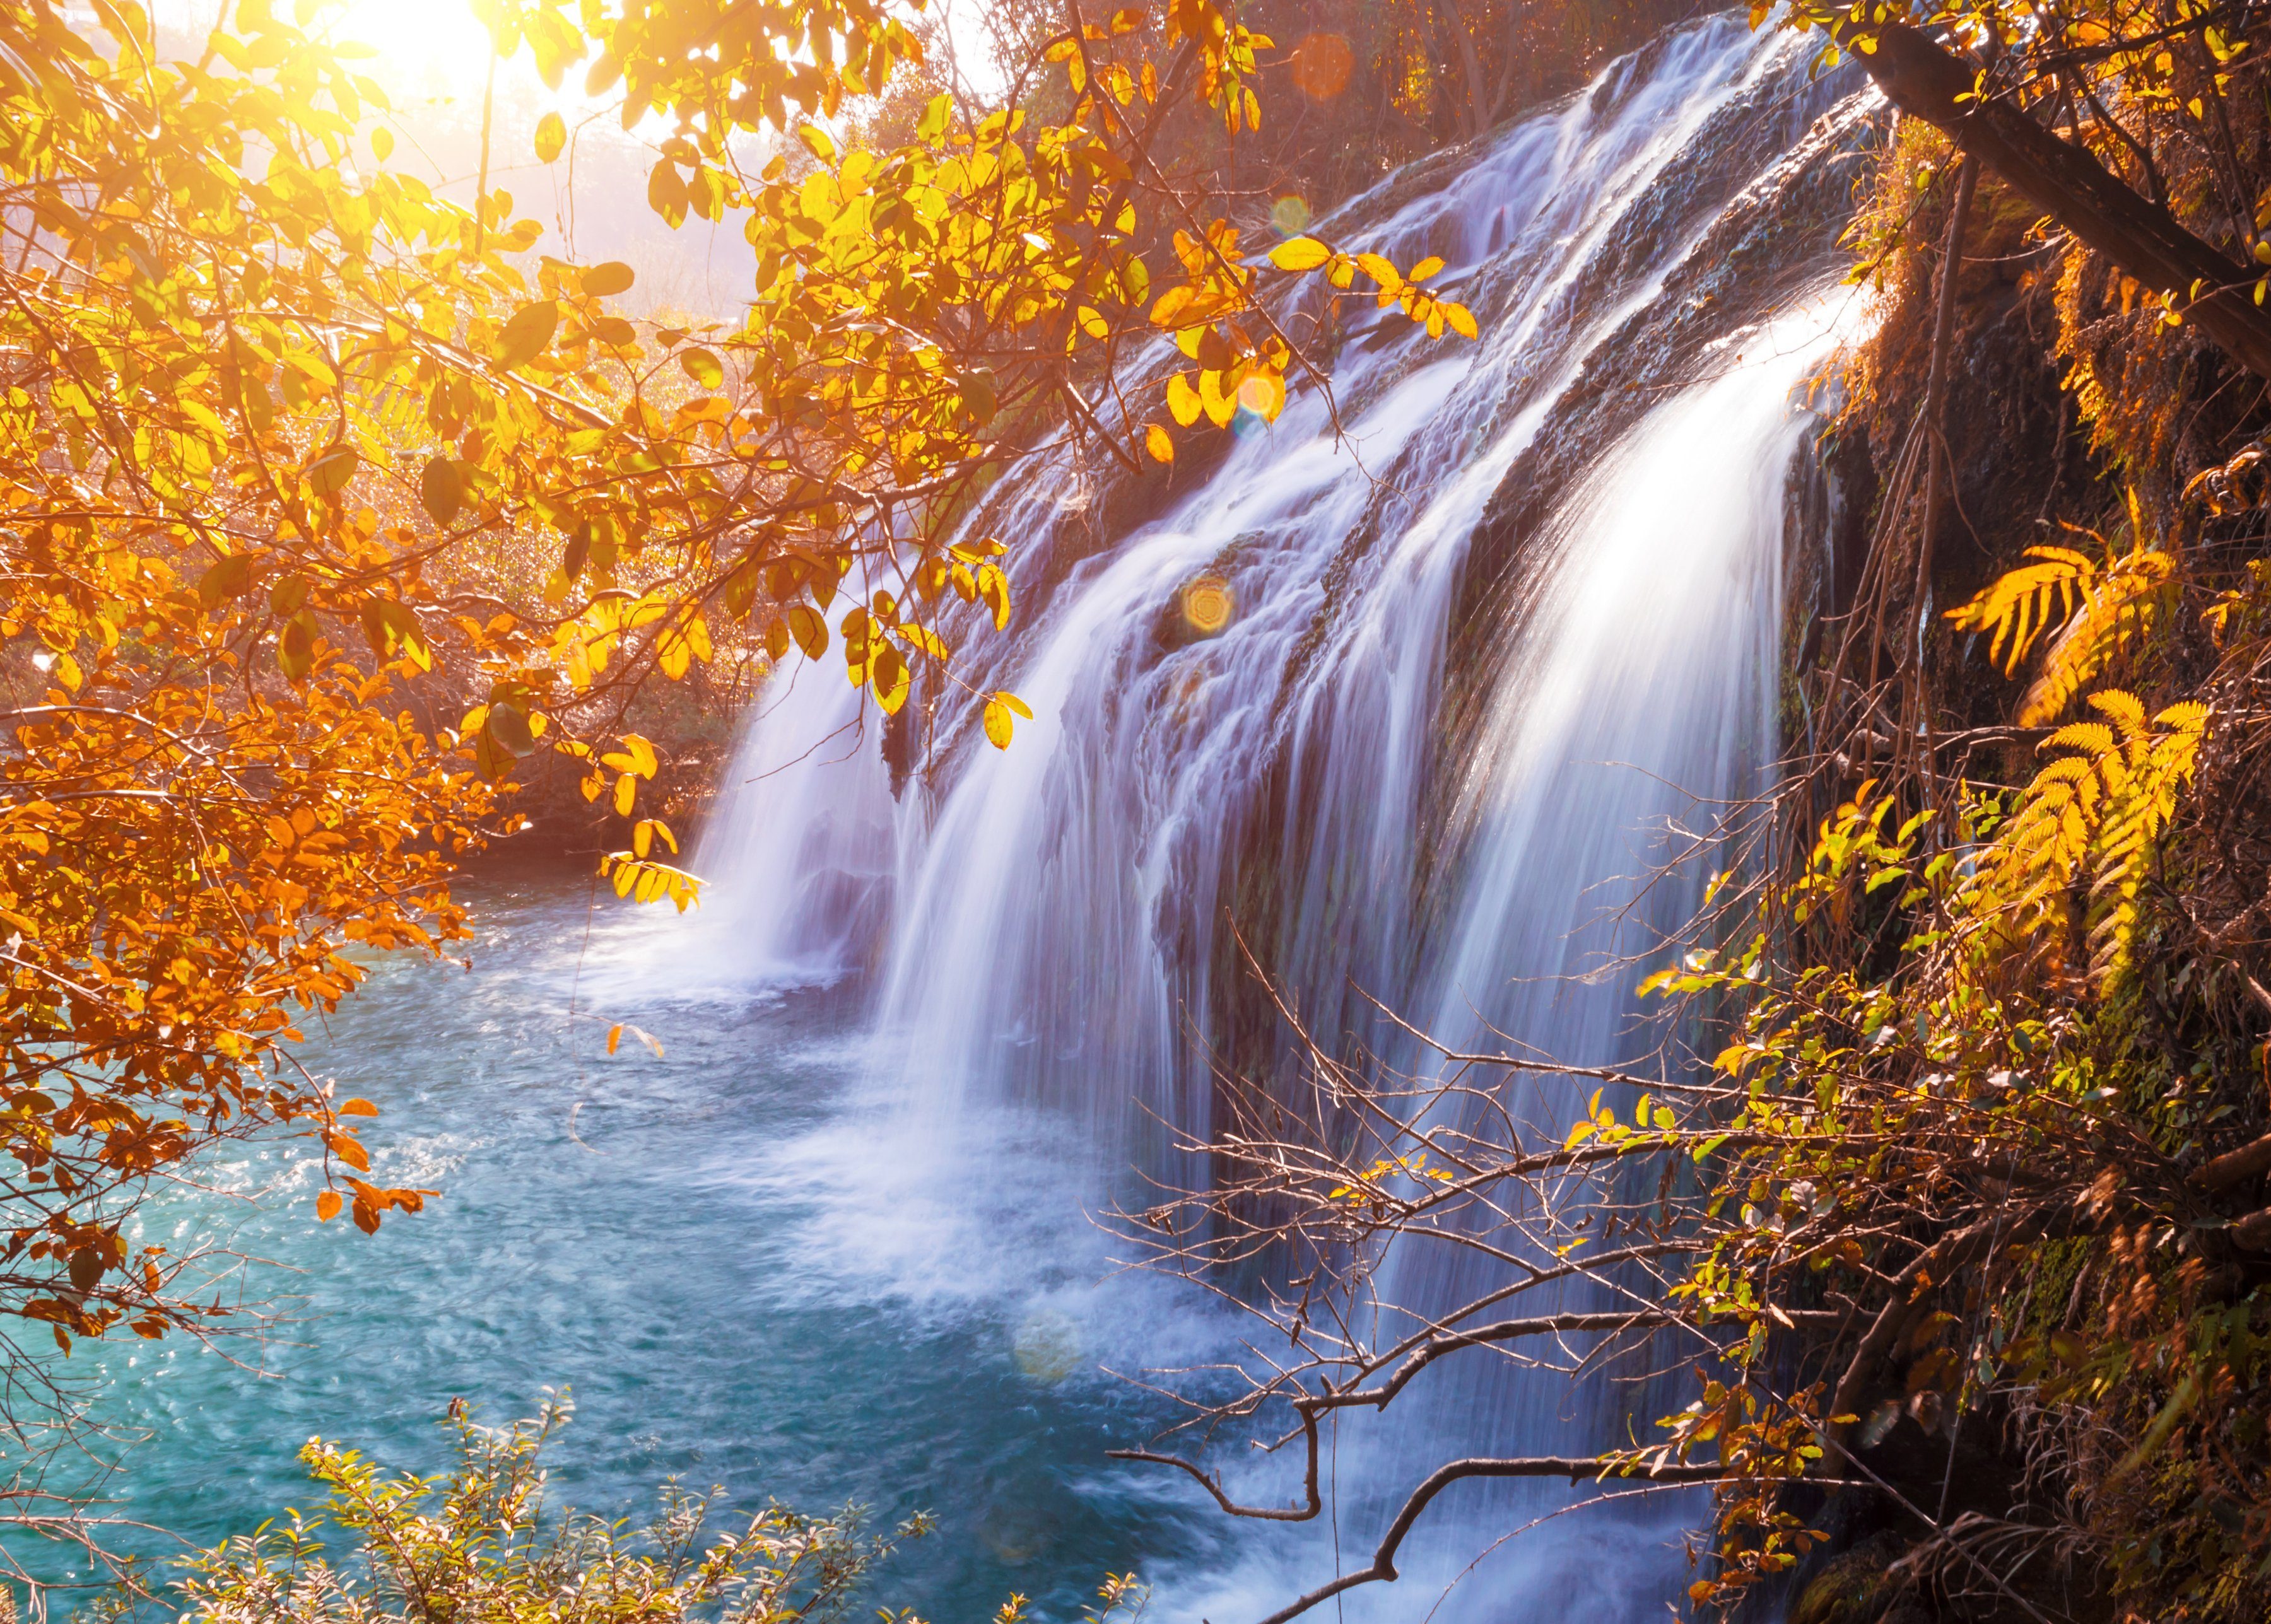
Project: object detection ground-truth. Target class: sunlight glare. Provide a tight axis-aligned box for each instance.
[323,0,495,103]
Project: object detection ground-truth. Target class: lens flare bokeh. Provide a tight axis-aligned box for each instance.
[1270,194,1312,235]
[1236,372,1286,420]
[1180,573,1235,636]
[1290,32,1354,100]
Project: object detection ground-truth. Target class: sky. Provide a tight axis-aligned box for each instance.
[146,0,1019,315]
[155,0,779,316]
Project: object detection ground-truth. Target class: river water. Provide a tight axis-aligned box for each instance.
[51,859,1234,1620]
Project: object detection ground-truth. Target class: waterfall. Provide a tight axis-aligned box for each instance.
[690,663,897,988]
[1296,302,1855,1623]
[687,14,1877,1616]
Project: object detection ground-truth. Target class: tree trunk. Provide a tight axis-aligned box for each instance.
[1857,23,2271,381]
[1434,0,1492,144]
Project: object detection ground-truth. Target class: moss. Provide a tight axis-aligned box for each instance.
[1791,1533,1927,1624]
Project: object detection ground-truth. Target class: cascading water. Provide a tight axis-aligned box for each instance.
[688,15,1879,1617]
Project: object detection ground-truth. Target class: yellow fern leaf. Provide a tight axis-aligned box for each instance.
[1969,689,2207,984]
[1945,545,2095,674]
[2016,549,2173,726]
[2154,699,2209,735]
[2086,687,2149,735]
[2045,720,2116,756]
[1947,490,2178,727]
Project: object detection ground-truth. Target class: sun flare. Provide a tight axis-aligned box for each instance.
[322,0,495,103]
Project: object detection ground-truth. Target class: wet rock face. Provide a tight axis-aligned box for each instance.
[1791,1531,1934,1624]
[918,30,1877,799]
[1443,67,1875,735]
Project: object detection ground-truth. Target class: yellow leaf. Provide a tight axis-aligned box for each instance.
[1146,423,1173,463]
[496,301,560,368]
[872,641,910,713]
[535,110,566,163]
[1149,285,1195,327]
[895,622,950,661]
[1268,235,1332,271]
[337,1098,379,1117]
[983,696,1013,748]
[613,773,635,816]
[787,604,828,658]
[316,1190,343,1222]
[1443,301,1479,340]
[582,260,635,297]
[978,563,1012,630]
[1166,373,1202,426]
[607,1022,623,1054]
[1199,368,1235,427]
[680,348,725,389]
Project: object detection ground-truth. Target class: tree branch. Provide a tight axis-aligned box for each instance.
[1246,1457,1725,1624]
[1856,23,2271,380]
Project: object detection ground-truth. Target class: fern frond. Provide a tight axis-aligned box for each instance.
[1945,488,2180,728]
[2016,549,2174,726]
[2089,689,2150,735]
[1945,544,2096,674]
[1966,689,2207,986]
[1974,756,2097,943]
[2085,703,2204,982]
[2044,720,2116,756]
[2153,699,2209,735]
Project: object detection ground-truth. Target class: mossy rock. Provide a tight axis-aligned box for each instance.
[1792,1532,1930,1624]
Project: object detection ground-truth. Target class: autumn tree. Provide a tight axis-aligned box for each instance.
[1778,1,2271,383]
